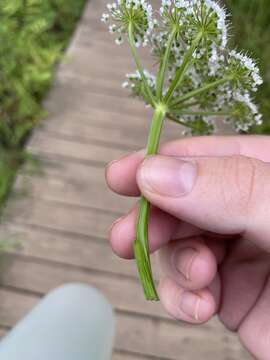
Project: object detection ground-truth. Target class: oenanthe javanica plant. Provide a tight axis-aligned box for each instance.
[102,0,263,301]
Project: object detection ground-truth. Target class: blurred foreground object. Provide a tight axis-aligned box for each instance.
[0,283,115,360]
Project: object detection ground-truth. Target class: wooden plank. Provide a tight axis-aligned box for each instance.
[42,88,183,144]
[15,159,134,214]
[43,85,150,120]
[60,38,154,75]
[0,255,165,320]
[26,128,187,177]
[115,311,251,360]
[0,289,38,328]
[28,126,182,168]
[112,350,171,360]
[28,131,126,165]
[41,118,149,150]
[42,103,150,132]
[29,120,184,177]
[38,111,181,151]
[113,352,149,360]
[5,197,119,240]
[2,223,136,278]
[57,71,133,100]
[59,43,152,79]
[0,287,250,359]
[4,197,153,283]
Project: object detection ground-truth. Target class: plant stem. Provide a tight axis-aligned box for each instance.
[167,113,198,130]
[170,77,231,107]
[156,29,176,100]
[134,104,167,301]
[128,23,156,107]
[174,110,231,116]
[164,33,202,104]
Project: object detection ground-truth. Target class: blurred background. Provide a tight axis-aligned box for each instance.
[227,0,270,134]
[0,0,269,358]
[0,0,87,208]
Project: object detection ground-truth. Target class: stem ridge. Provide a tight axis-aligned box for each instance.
[134,105,166,301]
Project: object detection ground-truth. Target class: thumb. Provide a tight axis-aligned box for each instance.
[137,154,270,250]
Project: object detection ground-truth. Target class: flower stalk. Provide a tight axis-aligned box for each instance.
[170,77,232,107]
[135,104,166,301]
[156,28,177,99]
[165,32,202,104]
[128,23,156,107]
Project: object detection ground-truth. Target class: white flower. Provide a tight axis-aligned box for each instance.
[234,92,258,114]
[229,50,263,92]
[123,69,156,103]
[122,81,129,88]
[115,36,124,45]
[101,0,154,47]
[101,13,109,23]
[159,0,228,49]
[108,24,117,33]
[222,91,263,131]
[103,0,263,135]
[125,69,156,89]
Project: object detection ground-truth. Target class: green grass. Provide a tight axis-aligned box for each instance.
[226,0,270,133]
[0,0,87,208]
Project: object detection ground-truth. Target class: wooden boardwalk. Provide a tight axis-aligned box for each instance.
[0,1,251,358]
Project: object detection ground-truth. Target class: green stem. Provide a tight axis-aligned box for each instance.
[170,77,231,107]
[156,29,176,100]
[167,113,198,130]
[179,101,200,109]
[134,104,167,301]
[128,23,156,107]
[164,33,202,104]
[174,110,231,117]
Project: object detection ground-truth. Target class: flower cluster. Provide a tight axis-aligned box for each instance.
[102,0,263,134]
[227,93,263,132]
[122,70,157,103]
[160,0,228,48]
[123,70,156,90]
[170,49,263,132]
[101,0,155,46]
[228,50,263,92]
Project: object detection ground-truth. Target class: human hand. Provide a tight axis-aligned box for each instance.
[106,135,270,359]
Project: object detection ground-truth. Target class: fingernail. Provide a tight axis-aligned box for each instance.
[109,215,126,234]
[105,159,118,180]
[106,150,144,171]
[139,156,197,197]
[106,158,122,173]
[180,291,201,321]
[174,248,197,280]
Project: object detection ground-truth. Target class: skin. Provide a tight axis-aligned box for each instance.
[106,135,270,359]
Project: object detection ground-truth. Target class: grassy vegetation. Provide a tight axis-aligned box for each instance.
[0,0,87,209]
[226,0,270,133]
